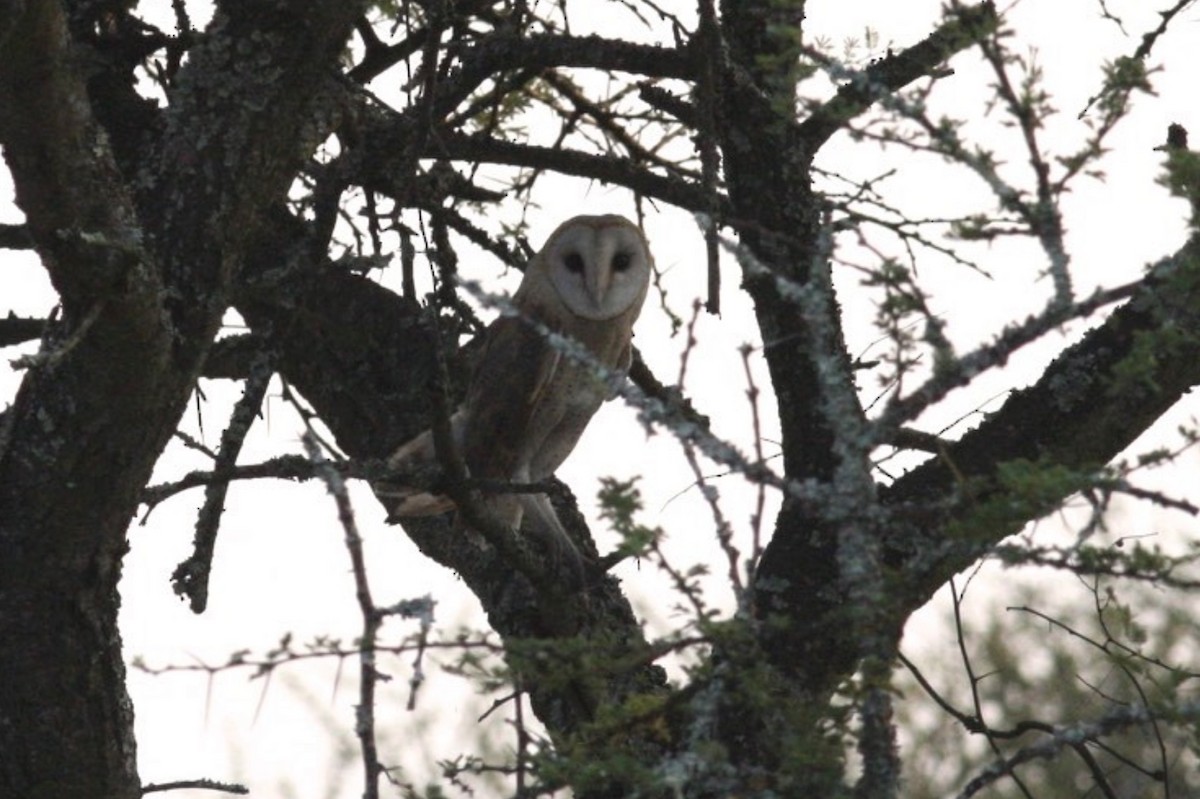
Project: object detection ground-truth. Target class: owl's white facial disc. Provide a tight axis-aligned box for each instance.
[544,218,650,321]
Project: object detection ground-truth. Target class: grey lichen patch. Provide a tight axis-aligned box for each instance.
[1045,349,1101,413]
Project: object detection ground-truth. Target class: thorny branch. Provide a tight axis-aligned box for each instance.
[172,349,275,613]
[1081,0,1196,117]
[992,543,1200,589]
[304,431,385,799]
[975,31,1072,305]
[674,301,744,598]
[141,455,556,517]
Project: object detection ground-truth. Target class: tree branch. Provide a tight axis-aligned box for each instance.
[0,0,147,306]
[432,32,694,119]
[234,224,670,753]
[796,2,999,149]
[432,132,726,214]
[883,234,1200,605]
[0,222,33,249]
[0,314,44,348]
[142,778,248,795]
[172,351,275,612]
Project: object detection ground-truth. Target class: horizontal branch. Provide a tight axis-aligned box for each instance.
[142,455,326,511]
[434,32,694,118]
[0,315,44,348]
[432,132,726,214]
[142,778,248,795]
[141,450,561,514]
[0,222,33,249]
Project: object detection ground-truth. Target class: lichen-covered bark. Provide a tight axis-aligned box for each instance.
[0,5,160,796]
[716,0,867,697]
[882,235,1200,604]
[718,0,1002,700]
[0,3,363,797]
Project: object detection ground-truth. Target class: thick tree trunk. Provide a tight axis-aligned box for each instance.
[0,3,363,796]
[715,0,867,698]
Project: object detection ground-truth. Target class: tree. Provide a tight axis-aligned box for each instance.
[2,1,1198,797]
[897,575,1200,798]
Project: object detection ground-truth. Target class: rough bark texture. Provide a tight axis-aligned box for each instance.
[882,234,1200,604]
[0,2,363,797]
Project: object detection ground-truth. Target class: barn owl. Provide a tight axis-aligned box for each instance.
[385,215,652,584]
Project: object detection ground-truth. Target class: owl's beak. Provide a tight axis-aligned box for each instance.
[586,264,611,311]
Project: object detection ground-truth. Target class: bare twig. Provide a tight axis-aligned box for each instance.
[142,778,248,795]
[739,344,768,584]
[304,431,383,799]
[955,701,1200,799]
[172,350,274,613]
[952,578,1037,798]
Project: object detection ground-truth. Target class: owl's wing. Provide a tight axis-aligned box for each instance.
[381,414,462,518]
[460,315,560,479]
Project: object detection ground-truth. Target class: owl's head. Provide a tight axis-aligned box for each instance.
[535,215,652,321]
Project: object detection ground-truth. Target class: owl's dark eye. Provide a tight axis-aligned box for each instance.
[563,251,585,274]
[612,251,633,272]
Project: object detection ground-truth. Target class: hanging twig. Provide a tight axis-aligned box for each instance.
[172,348,274,613]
